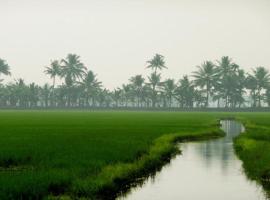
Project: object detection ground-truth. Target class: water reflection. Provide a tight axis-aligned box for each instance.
[117,120,267,200]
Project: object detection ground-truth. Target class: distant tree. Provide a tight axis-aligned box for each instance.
[192,61,217,107]
[40,84,51,107]
[0,54,268,109]
[175,76,195,108]
[266,88,270,107]
[60,54,87,106]
[121,84,133,107]
[146,54,167,74]
[0,58,11,81]
[61,54,86,84]
[147,72,161,107]
[232,69,246,108]
[129,75,144,107]
[80,70,102,107]
[15,79,30,107]
[162,79,176,107]
[44,60,61,106]
[146,54,167,107]
[44,60,61,89]
[29,83,40,107]
[246,75,257,107]
[216,56,238,107]
[248,67,270,107]
[193,89,206,108]
[112,88,122,107]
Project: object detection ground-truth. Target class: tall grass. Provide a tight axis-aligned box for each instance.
[0,111,224,199]
[234,113,270,196]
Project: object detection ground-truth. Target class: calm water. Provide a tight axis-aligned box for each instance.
[117,120,267,200]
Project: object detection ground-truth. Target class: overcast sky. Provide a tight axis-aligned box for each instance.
[0,0,270,89]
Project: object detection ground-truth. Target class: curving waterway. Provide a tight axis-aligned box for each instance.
[117,120,268,200]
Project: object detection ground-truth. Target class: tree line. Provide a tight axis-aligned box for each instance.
[0,54,269,109]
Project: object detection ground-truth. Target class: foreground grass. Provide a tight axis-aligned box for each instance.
[234,113,270,194]
[1,111,270,199]
[0,111,225,199]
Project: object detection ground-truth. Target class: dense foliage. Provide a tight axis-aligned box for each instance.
[0,54,269,108]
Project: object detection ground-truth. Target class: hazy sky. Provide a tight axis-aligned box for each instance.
[1,0,270,89]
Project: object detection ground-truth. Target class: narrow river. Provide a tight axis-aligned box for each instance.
[117,120,268,200]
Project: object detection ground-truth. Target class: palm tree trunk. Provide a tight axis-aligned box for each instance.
[52,76,55,107]
[258,89,261,107]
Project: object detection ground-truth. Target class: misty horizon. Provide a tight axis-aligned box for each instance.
[1,0,270,89]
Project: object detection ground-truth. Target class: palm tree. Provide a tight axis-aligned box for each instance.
[175,76,195,108]
[130,75,144,107]
[112,88,122,107]
[266,88,270,107]
[121,84,133,107]
[146,54,167,74]
[14,79,30,107]
[61,54,86,84]
[60,54,87,106]
[0,58,11,81]
[29,83,39,107]
[147,72,161,107]
[40,83,51,107]
[249,67,270,107]
[216,56,238,107]
[233,69,246,108]
[80,70,102,107]
[44,60,61,89]
[162,79,176,107]
[44,60,61,106]
[192,61,217,107]
[216,56,235,76]
[246,75,257,107]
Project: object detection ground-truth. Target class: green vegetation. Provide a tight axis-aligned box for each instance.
[234,113,270,194]
[0,54,269,108]
[1,111,270,199]
[0,111,224,199]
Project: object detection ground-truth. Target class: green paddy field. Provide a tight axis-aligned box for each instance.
[0,111,269,199]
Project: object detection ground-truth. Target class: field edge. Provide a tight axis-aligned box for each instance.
[233,117,270,197]
[50,123,224,199]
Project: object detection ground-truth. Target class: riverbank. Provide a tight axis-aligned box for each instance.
[234,114,270,197]
[76,129,223,199]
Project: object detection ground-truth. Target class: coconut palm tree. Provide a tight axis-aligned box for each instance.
[129,75,145,107]
[121,84,133,107]
[216,56,238,107]
[147,72,161,107]
[0,58,11,81]
[60,54,87,106]
[162,79,176,107]
[44,60,61,106]
[80,70,102,107]
[146,54,167,74]
[192,61,217,107]
[248,67,270,107]
[29,83,40,107]
[175,76,195,108]
[40,83,51,107]
[44,60,61,89]
[245,75,257,107]
[112,88,122,107]
[232,69,246,108]
[266,87,270,107]
[61,54,87,83]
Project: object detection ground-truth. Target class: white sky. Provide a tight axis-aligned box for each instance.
[0,0,270,89]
